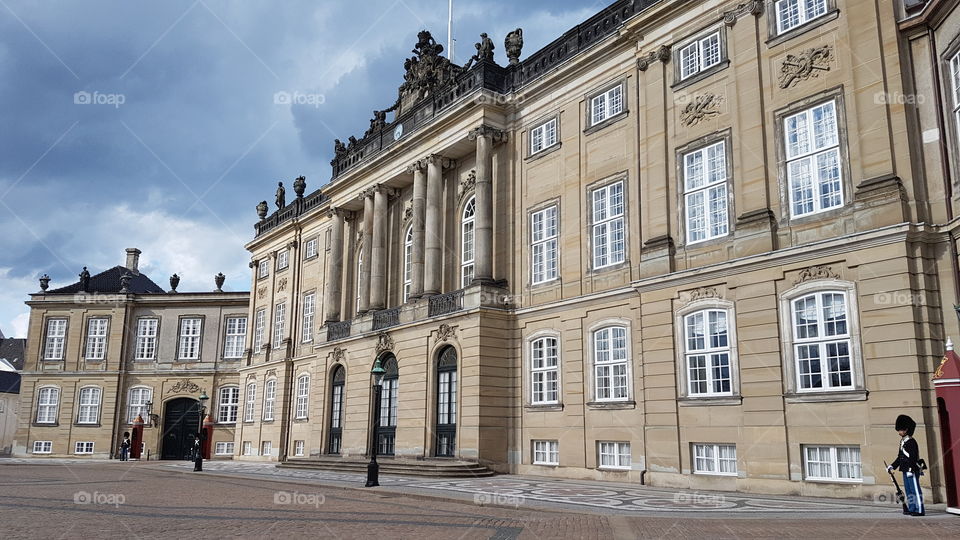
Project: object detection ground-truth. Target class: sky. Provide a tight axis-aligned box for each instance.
[0,0,606,338]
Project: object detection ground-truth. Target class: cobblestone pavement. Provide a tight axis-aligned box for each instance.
[2,460,960,539]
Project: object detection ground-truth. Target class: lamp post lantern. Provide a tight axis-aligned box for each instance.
[365,359,387,487]
[194,390,209,472]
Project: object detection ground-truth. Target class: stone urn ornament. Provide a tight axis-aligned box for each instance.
[169,273,180,293]
[39,273,50,291]
[293,175,306,199]
[256,200,268,220]
[505,28,523,65]
[214,272,225,292]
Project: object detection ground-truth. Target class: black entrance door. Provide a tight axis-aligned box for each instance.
[435,347,457,457]
[161,397,201,460]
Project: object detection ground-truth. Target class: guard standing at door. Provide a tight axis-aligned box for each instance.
[887,414,925,516]
[193,435,203,472]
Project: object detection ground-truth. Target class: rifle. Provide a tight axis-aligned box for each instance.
[884,460,909,513]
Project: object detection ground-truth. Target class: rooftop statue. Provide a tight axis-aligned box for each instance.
[334,139,347,158]
[476,33,495,62]
[276,181,286,209]
[505,28,523,65]
[397,30,462,116]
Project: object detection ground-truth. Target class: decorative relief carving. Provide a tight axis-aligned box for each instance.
[794,265,840,285]
[689,287,721,301]
[637,45,671,71]
[779,46,833,89]
[257,286,267,300]
[679,93,722,127]
[458,170,476,203]
[723,0,763,27]
[277,278,288,292]
[166,379,201,394]
[328,346,346,363]
[402,199,413,224]
[265,368,277,377]
[375,331,394,354]
[468,125,507,143]
[435,323,457,344]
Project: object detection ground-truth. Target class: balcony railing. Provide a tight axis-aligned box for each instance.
[428,290,464,317]
[326,320,351,342]
[372,307,401,330]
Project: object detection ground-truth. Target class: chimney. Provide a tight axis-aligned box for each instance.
[125,248,141,275]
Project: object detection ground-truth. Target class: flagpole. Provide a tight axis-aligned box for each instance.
[447,0,454,63]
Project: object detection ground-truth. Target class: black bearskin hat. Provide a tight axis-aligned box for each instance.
[895,414,916,435]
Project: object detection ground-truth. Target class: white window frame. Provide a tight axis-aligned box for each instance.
[261,440,273,456]
[276,250,289,271]
[531,205,559,284]
[683,309,733,397]
[223,316,247,359]
[305,237,319,259]
[215,441,235,455]
[127,386,152,423]
[273,303,286,348]
[294,440,305,457]
[803,445,862,483]
[74,441,95,455]
[952,52,960,149]
[790,290,853,392]
[591,181,626,269]
[217,386,240,423]
[35,386,60,424]
[295,375,310,419]
[84,318,108,360]
[592,325,631,402]
[530,335,560,405]
[242,441,253,456]
[177,317,203,361]
[533,440,559,465]
[356,248,364,313]
[590,84,624,126]
[301,292,316,343]
[244,382,257,422]
[783,99,843,218]
[134,318,158,360]
[683,140,729,244]
[598,441,631,470]
[530,117,558,155]
[693,443,737,476]
[263,378,277,421]
[253,308,265,351]
[76,386,102,424]
[461,196,476,287]
[43,318,67,360]
[33,441,52,454]
[258,259,269,279]
[403,225,414,302]
[678,31,722,81]
[774,0,829,36]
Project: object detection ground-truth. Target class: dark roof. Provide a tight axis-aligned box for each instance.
[46,266,165,294]
[0,338,25,370]
[0,372,20,394]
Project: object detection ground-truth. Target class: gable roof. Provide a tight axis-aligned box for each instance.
[46,266,165,294]
[0,338,25,371]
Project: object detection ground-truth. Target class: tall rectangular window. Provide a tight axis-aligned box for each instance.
[261,440,273,456]
[242,441,253,456]
[273,303,286,348]
[294,440,305,457]
[531,205,559,284]
[531,337,559,404]
[533,440,559,465]
[598,441,631,469]
[218,387,239,423]
[693,443,737,475]
[276,250,289,271]
[804,445,862,482]
[224,317,247,358]
[792,291,852,391]
[591,181,625,269]
[43,319,67,360]
[295,375,310,419]
[262,379,276,421]
[305,237,319,259]
[461,197,476,287]
[784,100,842,217]
[127,387,152,423]
[177,318,202,360]
[301,293,315,343]
[134,318,158,360]
[590,84,624,125]
[684,309,732,396]
[403,226,414,302]
[77,387,101,424]
[84,318,108,360]
[775,0,829,35]
[530,118,558,154]
[253,309,265,350]
[35,387,60,424]
[593,326,629,401]
[258,259,269,279]
[244,382,257,422]
[679,31,722,80]
[951,51,960,148]
[683,141,728,244]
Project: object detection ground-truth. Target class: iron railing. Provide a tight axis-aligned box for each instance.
[372,307,401,330]
[428,290,464,317]
[326,320,351,342]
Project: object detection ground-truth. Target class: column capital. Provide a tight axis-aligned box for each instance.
[326,206,345,218]
[425,154,456,169]
[468,125,507,143]
[406,159,427,174]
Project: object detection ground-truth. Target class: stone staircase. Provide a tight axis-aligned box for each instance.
[277,456,495,478]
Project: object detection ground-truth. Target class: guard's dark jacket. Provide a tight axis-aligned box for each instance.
[891,436,920,473]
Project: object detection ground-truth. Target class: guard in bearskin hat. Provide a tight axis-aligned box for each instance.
[887,414,924,516]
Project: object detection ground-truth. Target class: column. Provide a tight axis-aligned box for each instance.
[370,185,388,310]
[358,190,374,314]
[468,125,505,284]
[408,160,427,299]
[324,208,344,323]
[424,155,444,296]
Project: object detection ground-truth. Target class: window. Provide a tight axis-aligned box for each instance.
[679,31,722,81]
[684,310,732,396]
[127,387,152,423]
[952,52,960,148]
[403,225,414,302]
[217,386,239,423]
[76,387,101,424]
[273,303,286,348]
[253,309,265,351]
[84,318,108,360]
[301,293,315,343]
[242,441,253,456]
[294,440,305,457]
[804,445,862,482]
[593,326,629,401]
[591,181,625,269]
[305,237,319,259]
[177,318,202,360]
[43,318,67,360]
[598,441,631,469]
[533,440,559,465]
[693,443,737,475]
[683,140,728,244]
[295,375,309,419]
[775,0,829,35]
[215,442,234,455]
[590,84,624,125]
[461,197,476,287]
[35,387,59,424]
[262,379,276,421]
[329,365,345,454]
[784,99,842,218]
[356,249,364,313]
[134,318,158,360]
[33,441,52,454]
[261,440,273,456]
[531,336,559,404]
[74,441,95,454]
[276,250,289,271]
[531,205,558,284]
[224,316,247,358]
[530,118,558,154]
[244,382,257,422]
[791,291,852,391]
[258,259,269,279]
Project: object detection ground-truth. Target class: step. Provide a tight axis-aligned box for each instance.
[278,457,495,477]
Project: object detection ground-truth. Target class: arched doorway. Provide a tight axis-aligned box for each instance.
[328,365,345,454]
[435,346,457,457]
[161,397,201,460]
[377,355,398,455]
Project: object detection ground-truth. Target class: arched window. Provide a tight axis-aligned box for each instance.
[244,382,257,422]
[461,197,476,287]
[262,378,277,421]
[295,374,310,419]
[77,386,102,424]
[36,386,60,424]
[791,291,852,390]
[683,309,731,396]
[593,326,629,401]
[328,366,346,454]
[127,386,152,423]
[403,225,414,302]
[356,248,364,313]
[377,355,399,455]
[531,336,560,404]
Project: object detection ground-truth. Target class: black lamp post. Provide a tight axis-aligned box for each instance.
[365,359,387,488]
[194,390,209,472]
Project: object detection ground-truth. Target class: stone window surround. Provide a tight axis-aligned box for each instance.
[221,313,248,359]
[674,129,735,250]
[301,291,317,344]
[673,297,743,407]
[262,377,277,422]
[82,316,111,362]
[523,329,563,411]
[527,197,562,289]
[585,172,631,276]
[33,384,61,426]
[175,314,206,362]
[253,308,267,354]
[304,235,320,260]
[41,316,69,362]
[586,317,636,409]
[765,0,839,47]
[243,380,257,423]
[773,86,852,225]
[939,33,960,193]
[778,277,867,402]
[275,249,290,272]
[672,23,730,91]
[525,112,561,159]
[75,384,103,426]
[294,373,310,420]
[257,257,270,280]
[583,77,630,135]
[133,316,161,362]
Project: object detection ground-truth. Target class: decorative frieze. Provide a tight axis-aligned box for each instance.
[779,46,833,89]
[690,287,721,301]
[166,379,201,395]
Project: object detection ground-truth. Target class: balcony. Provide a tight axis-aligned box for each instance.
[428,290,465,317]
[372,307,401,330]
[326,320,351,342]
